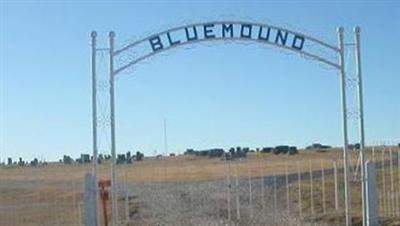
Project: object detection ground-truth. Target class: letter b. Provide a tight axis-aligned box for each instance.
[149,36,163,52]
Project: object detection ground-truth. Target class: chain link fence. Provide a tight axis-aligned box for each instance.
[1,145,399,225]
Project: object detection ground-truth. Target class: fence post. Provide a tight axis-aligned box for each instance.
[333,161,339,211]
[226,160,232,223]
[285,161,290,215]
[260,158,266,212]
[389,147,395,216]
[74,182,80,223]
[297,161,302,218]
[365,161,379,226]
[273,171,277,220]
[84,173,97,226]
[321,160,326,214]
[55,189,61,226]
[124,170,130,223]
[235,161,240,220]
[248,163,253,219]
[309,160,314,215]
[372,146,375,162]
[398,150,400,217]
[78,200,82,225]
[381,148,387,216]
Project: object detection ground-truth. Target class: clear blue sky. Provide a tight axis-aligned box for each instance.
[1,1,399,161]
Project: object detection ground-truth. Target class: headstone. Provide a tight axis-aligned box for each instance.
[63,155,73,164]
[365,161,379,226]
[81,154,91,163]
[18,157,24,166]
[136,151,144,161]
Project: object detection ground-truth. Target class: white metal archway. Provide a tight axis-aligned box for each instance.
[90,21,366,226]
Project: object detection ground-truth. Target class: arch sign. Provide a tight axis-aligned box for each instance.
[90,21,366,226]
[112,21,341,74]
[149,23,306,51]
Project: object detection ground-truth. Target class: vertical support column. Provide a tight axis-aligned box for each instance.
[109,31,118,226]
[90,31,99,226]
[354,26,367,225]
[337,26,352,226]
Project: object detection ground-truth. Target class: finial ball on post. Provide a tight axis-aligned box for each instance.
[91,31,97,37]
[354,26,361,33]
[109,31,115,38]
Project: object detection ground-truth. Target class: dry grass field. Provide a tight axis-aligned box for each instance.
[0,148,359,183]
[0,147,399,225]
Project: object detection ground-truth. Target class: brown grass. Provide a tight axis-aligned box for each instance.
[0,149,372,183]
[287,161,400,225]
[0,147,398,225]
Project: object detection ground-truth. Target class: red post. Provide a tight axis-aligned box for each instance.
[98,179,111,226]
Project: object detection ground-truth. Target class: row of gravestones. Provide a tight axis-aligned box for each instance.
[259,146,298,155]
[62,154,93,165]
[183,145,300,160]
[184,148,226,158]
[3,157,44,167]
[184,148,225,157]
[61,151,145,165]
[116,151,144,164]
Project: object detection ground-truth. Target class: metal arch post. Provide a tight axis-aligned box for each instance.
[90,31,99,226]
[338,27,352,226]
[354,26,367,225]
[109,31,118,226]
